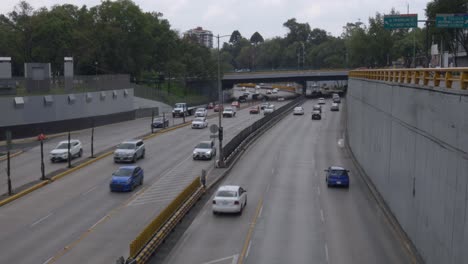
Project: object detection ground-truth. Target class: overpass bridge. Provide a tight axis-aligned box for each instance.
[222,69,349,90]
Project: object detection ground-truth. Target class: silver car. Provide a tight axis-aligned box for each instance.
[114,139,145,163]
[193,140,217,160]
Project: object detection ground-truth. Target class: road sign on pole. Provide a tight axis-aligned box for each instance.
[384,14,418,29]
[436,14,468,29]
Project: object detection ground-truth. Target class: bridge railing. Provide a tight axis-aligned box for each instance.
[349,68,468,90]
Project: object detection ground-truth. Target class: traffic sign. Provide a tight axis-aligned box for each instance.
[436,14,468,29]
[384,14,418,29]
[210,124,219,134]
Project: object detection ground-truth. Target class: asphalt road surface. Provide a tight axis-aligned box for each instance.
[160,98,413,264]
[0,99,292,264]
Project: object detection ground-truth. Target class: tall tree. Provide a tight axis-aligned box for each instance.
[229,30,242,44]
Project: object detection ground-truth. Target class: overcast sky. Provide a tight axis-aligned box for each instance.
[0,0,429,39]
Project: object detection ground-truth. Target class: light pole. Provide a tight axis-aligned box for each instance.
[216,34,230,168]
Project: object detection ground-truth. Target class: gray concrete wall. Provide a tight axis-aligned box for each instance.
[347,78,468,264]
[0,89,134,127]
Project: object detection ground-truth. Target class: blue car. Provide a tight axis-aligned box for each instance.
[325,166,350,188]
[110,166,144,192]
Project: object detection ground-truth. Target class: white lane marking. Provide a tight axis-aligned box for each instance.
[231,254,239,264]
[89,215,107,230]
[246,241,252,258]
[201,254,239,264]
[42,257,53,264]
[259,206,263,218]
[266,183,271,193]
[320,209,325,223]
[317,186,321,196]
[325,243,329,263]
[271,168,275,174]
[82,186,97,196]
[30,213,53,227]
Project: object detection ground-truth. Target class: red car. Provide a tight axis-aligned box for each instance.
[214,104,224,112]
[207,102,214,109]
[249,106,260,114]
[231,101,240,108]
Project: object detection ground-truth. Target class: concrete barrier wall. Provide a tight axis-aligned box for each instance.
[0,89,134,127]
[347,78,468,264]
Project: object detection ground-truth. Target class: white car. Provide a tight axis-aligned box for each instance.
[277,97,285,101]
[264,105,275,115]
[240,87,246,91]
[114,139,146,163]
[223,107,236,118]
[293,106,304,115]
[318,98,326,104]
[50,140,83,162]
[272,88,278,94]
[331,103,339,111]
[212,185,247,214]
[194,108,208,117]
[191,117,208,129]
[193,140,216,160]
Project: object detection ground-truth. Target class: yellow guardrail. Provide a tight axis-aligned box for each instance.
[129,177,201,258]
[349,68,468,90]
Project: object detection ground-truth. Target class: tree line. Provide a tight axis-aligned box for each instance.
[0,0,465,83]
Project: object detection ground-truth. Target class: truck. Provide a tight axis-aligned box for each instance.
[305,83,320,98]
[172,102,196,118]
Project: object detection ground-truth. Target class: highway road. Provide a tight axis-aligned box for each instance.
[0,88,292,194]
[0,96,292,264]
[160,98,413,264]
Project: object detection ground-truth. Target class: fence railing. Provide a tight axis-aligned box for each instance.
[349,68,468,90]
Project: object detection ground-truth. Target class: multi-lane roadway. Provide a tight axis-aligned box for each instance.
[159,98,413,264]
[0,90,292,264]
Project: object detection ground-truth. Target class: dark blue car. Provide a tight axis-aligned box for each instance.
[325,166,349,188]
[110,166,144,192]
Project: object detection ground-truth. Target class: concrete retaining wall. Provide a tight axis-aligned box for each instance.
[347,78,468,264]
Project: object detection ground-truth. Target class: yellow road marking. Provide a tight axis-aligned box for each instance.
[238,197,263,264]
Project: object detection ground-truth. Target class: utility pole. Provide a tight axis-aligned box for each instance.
[6,130,12,195]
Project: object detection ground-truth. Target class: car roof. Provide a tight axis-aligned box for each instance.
[313,110,321,113]
[118,166,137,170]
[121,139,142,144]
[217,185,240,191]
[58,139,80,144]
[330,166,346,170]
[196,108,205,110]
[200,140,213,144]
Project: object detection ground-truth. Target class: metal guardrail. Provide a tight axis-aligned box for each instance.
[129,177,202,259]
[222,96,303,164]
[349,68,468,90]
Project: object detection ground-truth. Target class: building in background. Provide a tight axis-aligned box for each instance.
[184,27,213,48]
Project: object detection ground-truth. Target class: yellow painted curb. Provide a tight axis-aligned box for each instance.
[0,121,193,207]
[0,150,24,162]
[0,180,50,207]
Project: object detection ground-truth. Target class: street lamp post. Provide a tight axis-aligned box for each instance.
[216,34,231,168]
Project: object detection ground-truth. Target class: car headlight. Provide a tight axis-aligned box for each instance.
[206,151,211,155]
[126,178,132,184]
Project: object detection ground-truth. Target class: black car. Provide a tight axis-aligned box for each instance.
[152,117,169,128]
[238,96,247,103]
[312,110,321,120]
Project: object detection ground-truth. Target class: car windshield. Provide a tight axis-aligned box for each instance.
[175,103,185,108]
[216,190,238,197]
[113,168,133,176]
[225,108,233,112]
[196,108,205,111]
[56,143,70,149]
[196,142,211,149]
[117,143,136,150]
[194,118,204,122]
[294,107,303,111]
[330,170,347,176]
[313,105,320,109]
[266,106,274,109]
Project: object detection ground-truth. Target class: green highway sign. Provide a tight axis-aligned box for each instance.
[436,14,468,29]
[384,14,418,29]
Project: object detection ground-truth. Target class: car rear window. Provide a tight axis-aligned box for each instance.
[216,190,238,197]
[113,168,133,176]
[196,142,211,149]
[330,170,347,176]
[118,143,136,149]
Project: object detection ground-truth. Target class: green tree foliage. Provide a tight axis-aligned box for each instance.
[0,0,216,80]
